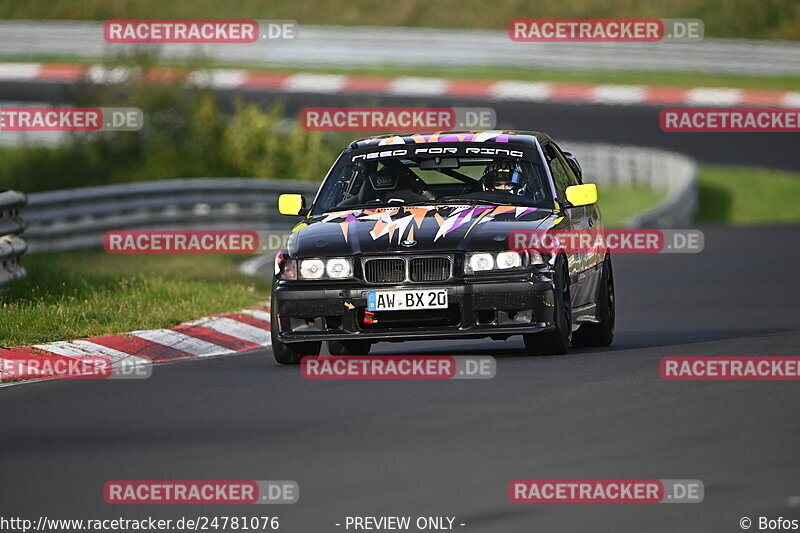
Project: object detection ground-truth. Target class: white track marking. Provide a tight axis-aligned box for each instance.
[240,309,271,322]
[782,92,800,107]
[131,329,233,357]
[284,73,347,93]
[591,85,647,105]
[33,341,109,362]
[85,65,136,84]
[189,317,270,346]
[187,69,247,89]
[387,77,448,96]
[489,81,552,101]
[685,88,743,106]
[70,340,151,365]
[0,62,41,80]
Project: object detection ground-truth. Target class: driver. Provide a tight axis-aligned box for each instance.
[481,160,524,193]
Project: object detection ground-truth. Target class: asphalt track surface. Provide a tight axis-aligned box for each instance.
[3,225,800,532]
[2,72,800,532]
[1,80,799,171]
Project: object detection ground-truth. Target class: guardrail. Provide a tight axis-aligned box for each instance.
[23,178,318,252]
[0,190,28,285]
[21,143,697,253]
[563,142,698,228]
[1,22,798,76]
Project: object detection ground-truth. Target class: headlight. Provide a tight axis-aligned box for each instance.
[295,258,353,280]
[496,251,522,269]
[469,253,494,273]
[465,251,525,275]
[299,259,325,279]
[326,257,352,279]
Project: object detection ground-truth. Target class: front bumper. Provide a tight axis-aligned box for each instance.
[272,273,556,343]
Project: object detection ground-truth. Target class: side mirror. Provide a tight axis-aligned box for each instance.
[565,183,598,207]
[563,151,582,180]
[278,194,308,216]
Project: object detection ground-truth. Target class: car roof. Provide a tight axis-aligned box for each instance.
[349,130,553,150]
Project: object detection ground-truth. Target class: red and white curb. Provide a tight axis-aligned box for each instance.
[0,304,271,387]
[0,62,798,108]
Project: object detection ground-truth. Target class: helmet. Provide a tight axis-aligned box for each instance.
[481,160,524,193]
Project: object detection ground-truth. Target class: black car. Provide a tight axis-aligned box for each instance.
[270,131,614,364]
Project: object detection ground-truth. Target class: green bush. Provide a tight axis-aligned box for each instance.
[0,54,345,193]
[224,101,341,182]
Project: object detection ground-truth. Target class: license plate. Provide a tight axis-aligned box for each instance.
[367,289,448,311]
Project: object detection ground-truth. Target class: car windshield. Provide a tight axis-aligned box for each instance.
[311,152,553,215]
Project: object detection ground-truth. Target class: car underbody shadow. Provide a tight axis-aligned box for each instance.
[367,326,791,358]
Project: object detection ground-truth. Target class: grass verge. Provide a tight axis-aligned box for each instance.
[0,252,270,347]
[696,164,800,224]
[600,185,666,228]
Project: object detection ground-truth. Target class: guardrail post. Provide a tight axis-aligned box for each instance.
[0,189,28,286]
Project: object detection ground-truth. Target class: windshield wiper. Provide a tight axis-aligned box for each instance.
[322,201,412,211]
[400,200,441,207]
[437,198,515,206]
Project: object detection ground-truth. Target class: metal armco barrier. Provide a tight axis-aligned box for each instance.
[21,143,697,253]
[0,22,798,76]
[23,178,319,252]
[0,190,28,285]
[563,142,698,229]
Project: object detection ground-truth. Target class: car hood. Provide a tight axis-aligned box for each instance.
[285,204,559,256]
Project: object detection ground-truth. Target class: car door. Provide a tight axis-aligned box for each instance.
[543,142,593,307]
[552,142,605,308]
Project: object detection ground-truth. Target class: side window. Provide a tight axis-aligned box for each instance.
[544,143,572,199]
[551,143,582,185]
[551,143,580,186]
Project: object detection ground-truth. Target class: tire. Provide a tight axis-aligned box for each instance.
[270,306,321,365]
[328,339,372,356]
[523,255,571,355]
[573,254,615,347]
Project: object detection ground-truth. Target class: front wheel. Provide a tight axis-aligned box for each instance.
[573,254,615,347]
[522,255,571,355]
[270,308,321,365]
